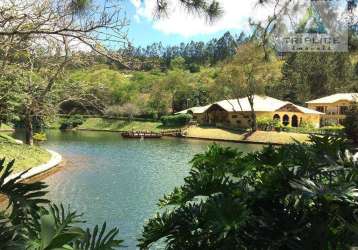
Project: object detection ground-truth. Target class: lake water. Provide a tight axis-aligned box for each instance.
[12,130,263,249]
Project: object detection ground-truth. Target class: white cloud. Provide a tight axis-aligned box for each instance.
[130,0,141,9]
[131,0,273,37]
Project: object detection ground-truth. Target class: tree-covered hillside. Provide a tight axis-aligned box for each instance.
[60,43,357,119]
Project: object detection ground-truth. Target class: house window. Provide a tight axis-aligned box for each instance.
[291,115,298,127]
[283,115,290,126]
[273,114,280,121]
[232,115,238,118]
[339,106,349,115]
[315,106,325,113]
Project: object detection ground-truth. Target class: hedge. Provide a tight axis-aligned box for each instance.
[160,114,192,126]
[60,114,85,130]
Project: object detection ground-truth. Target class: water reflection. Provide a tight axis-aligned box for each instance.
[11,130,262,249]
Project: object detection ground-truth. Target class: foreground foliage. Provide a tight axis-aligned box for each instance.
[0,143,51,173]
[0,159,123,249]
[139,136,358,249]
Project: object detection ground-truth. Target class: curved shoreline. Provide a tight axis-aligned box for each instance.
[0,129,15,132]
[76,128,285,145]
[5,149,62,183]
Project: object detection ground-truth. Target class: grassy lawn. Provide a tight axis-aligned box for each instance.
[185,126,310,145]
[0,136,51,173]
[0,133,19,143]
[77,118,183,132]
[0,124,14,131]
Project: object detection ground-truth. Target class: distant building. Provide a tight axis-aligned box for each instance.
[177,95,323,129]
[306,93,358,125]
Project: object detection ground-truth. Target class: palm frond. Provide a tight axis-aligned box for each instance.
[24,203,84,250]
[73,222,123,250]
[0,158,49,225]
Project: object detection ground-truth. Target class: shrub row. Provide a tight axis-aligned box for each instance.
[257,116,345,136]
[60,114,85,130]
[160,114,192,126]
[256,117,280,131]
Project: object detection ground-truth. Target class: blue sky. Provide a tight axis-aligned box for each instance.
[123,0,266,47]
[105,1,348,49]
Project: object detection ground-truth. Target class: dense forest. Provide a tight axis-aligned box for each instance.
[55,31,358,121]
[120,31,248,70]
[1,0,358,144]
[2,30,358,140]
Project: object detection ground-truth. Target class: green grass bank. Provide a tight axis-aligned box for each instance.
[49,116,313,145]
[185,126,310,145]
[76,118,183,132]
[0,135,51,173]
[70,117,310,145]
[0,124,14,131]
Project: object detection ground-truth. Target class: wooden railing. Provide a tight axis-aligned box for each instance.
[160,129,183,137]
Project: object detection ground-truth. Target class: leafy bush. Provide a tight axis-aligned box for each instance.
[139,136,358,249]
[283,121,344,135]
[257,117,280,131]
[105,103,141,121]
[160,114,192,126]
[281,121,314,133]
[300,120,315,130]
[188,63,201,73]
[0,158,123,248]
[104,105,123,117]
[320,125,345,135]
[60,114,85,130]
[343,104,358,143]
[322,119,340,127]
[33,132,47,142]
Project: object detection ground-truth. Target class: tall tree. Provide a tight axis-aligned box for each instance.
[269,52,353,104]
[213,31,238,62]
[0,0,127,144]
[0,70,21,127]
[217,42,282,131]
[164,69,194,113]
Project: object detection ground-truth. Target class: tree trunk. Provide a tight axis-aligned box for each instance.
[171,94,175,114]
[24,113,33,146]
[248,95,257,132]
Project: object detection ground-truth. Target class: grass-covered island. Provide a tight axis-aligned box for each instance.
[0,133,51,173]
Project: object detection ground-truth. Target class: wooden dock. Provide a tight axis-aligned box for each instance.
[121,131,162,138]
[121,129,183,139]
[160,129,183,137]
